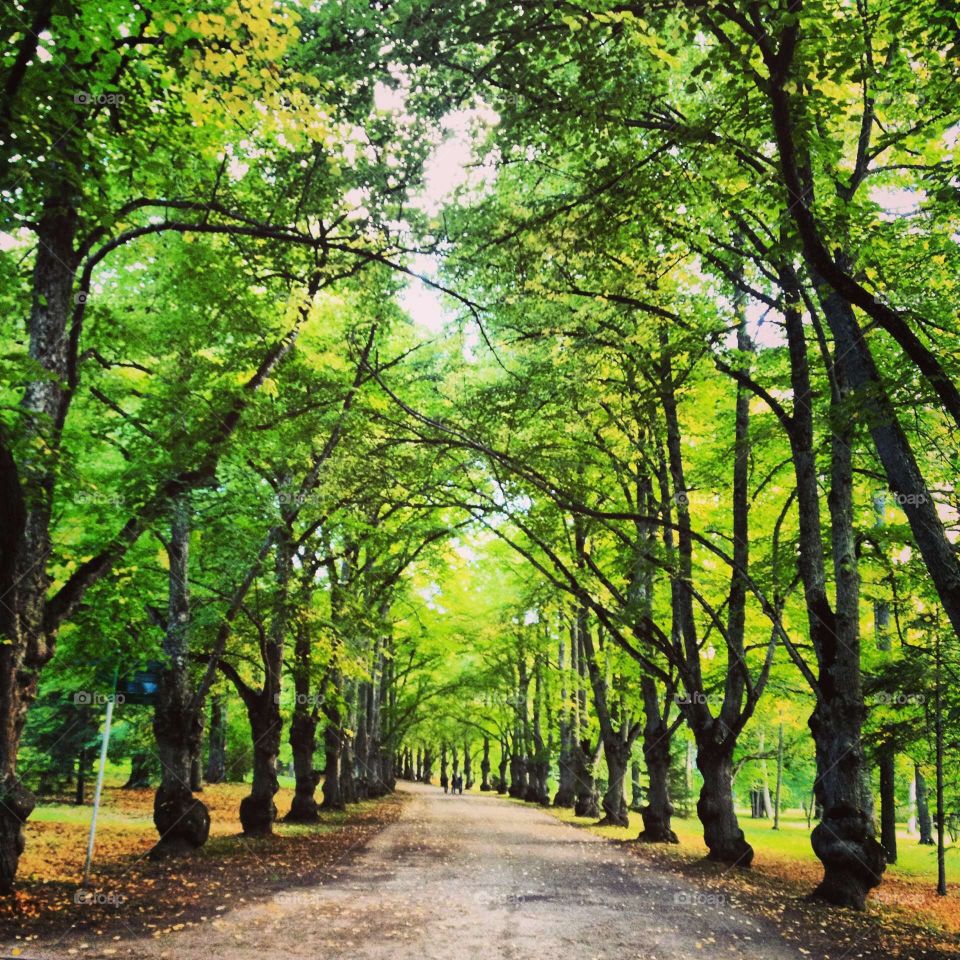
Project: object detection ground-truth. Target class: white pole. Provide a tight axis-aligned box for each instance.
[82,695,115,887]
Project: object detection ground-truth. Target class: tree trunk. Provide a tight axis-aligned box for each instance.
[190,751,203,793]
[463,739,473,789]
[809,699,885,907]
[554,633,576,807]
[340,732,357,805]
[572,738,600,818]
[237,521,290,836]
[630,760,642,812]
[0,187,78,893]
[240,694,280,835]
[422,747,433,784]
[600,738,630,827]
[773,722,783,830]
[508,746,526,798]
[879,744,897,864]
[779,269,885,908]
[480,737,492,790]
[696,742,752,866]
[524,656,549,805]
[151,496,210,858]
[205,696,227,784]
[124,752,154,790]
[322,718,344,810]
[497,744,508,794]
[916,765,934,845]
[287,706,320,822]
[75,747,89,805]
[636,680,677,843]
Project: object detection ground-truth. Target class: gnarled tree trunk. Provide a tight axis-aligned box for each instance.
[636,680,677,843]
[151,495,210,858]
[696,740,752,866]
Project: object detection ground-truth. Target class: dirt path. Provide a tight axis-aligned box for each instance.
[25,781,816,960]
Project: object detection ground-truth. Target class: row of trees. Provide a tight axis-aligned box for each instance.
[374,0,960,912]
[4,0,959,921]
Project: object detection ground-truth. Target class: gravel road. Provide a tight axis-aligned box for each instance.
[36,781,811,960]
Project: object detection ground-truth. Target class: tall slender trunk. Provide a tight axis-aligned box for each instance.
[322,710,344,809]
[205,696,227,784]
[237,523,290,835]
[661,321,753,864]
[778,266,884,907]
[525,655,549,804]
[916,765,934,845]
[553,632,575,807]
[75,747,89,806]
[773,722,784,830]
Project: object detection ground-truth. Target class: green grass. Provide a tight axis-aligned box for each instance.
[540,804,955,884]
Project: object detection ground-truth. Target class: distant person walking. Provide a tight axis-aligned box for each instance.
[441,772,449,794]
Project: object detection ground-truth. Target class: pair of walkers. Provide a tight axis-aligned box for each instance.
[441,772,464,794]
